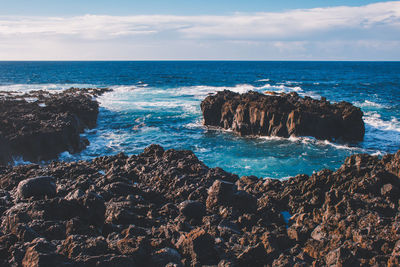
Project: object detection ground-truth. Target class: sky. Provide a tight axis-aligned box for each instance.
[0,0,399,60]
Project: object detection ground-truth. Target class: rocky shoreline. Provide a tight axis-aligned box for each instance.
[0,88,110,165]
[1,87,399,266]
[201,90,365,142]
[0,145,399,266]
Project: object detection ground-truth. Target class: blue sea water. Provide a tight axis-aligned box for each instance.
[0,61,399,178]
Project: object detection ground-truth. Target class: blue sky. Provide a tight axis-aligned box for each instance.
[0,1,399,60]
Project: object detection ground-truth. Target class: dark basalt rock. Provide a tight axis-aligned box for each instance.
[0,88,111,165]
[17,176,56,199]
[201,90,365,141]
[0,144,399,266]
[176,228,218,265]
[178,200,206,221]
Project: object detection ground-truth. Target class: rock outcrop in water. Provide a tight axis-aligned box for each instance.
[0,88,111,165]
[201,90,365,142]
[0,144,399,266]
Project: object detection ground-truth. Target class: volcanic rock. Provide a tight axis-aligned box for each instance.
[201,90,365,141]
[176,228,218,265]
[0,145,399,266]
[17,176,56,199]
[178,200,206,221]
[152,247,182,267]
[22,238,68,267]
[0,87,111,165]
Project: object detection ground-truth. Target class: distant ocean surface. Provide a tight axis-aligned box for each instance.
[0,61,399,178]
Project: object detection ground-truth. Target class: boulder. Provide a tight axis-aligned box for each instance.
[17,176,56,199]
[178,200,206,220]
[22,238,68,267]
[201,90,365,141]
[176,228,218,265]
[206,180,235,210]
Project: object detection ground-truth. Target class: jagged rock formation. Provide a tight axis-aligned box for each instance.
[0,144,399,266]
[0,88,111,165]
[201,90,365,142]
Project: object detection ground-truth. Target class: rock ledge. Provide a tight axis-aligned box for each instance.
[201,90,365,141]
[0,88,111,165]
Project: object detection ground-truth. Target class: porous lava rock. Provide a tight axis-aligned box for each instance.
[201,90,365,142]
[0,145,399,266]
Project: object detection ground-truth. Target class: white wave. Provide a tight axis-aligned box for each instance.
[99,82,316,116]
[0,83,95,93]
[184,120,203,129]
[260,134,367,152]
[171,83,310,100]
[371,151,384,157]
[355,100,387,109]
[265,175,292,181]
[284,81,301,85]
[23,97,38,103]
[109,85,141,92]
[317,140,361,151]
[193,146,210,153]
[256,78,270,82]
[364,112,400,133]
[137,81,148,87]
[259,135,289,141]
[362,111,400,153]
[139,126,160,133]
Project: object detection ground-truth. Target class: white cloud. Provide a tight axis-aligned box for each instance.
[0,1,400,59]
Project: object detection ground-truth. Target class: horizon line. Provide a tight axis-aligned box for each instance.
[1,60,400,62]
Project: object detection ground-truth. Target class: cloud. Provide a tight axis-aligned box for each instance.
[0,1,400,59]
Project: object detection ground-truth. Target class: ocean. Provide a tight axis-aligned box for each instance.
[0,61,399,178]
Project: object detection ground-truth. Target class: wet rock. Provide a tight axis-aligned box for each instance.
[17,176,56,199]
[201,90,365,141]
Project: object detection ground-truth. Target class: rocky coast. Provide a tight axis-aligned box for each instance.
[0,88,399,266]
[0,145,399,266]
[201,90,365,142]
[0,88,110,165]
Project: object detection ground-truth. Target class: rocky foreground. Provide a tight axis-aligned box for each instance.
[201,90,365,142]
[0,145,399,266]
[0,88,110,165]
